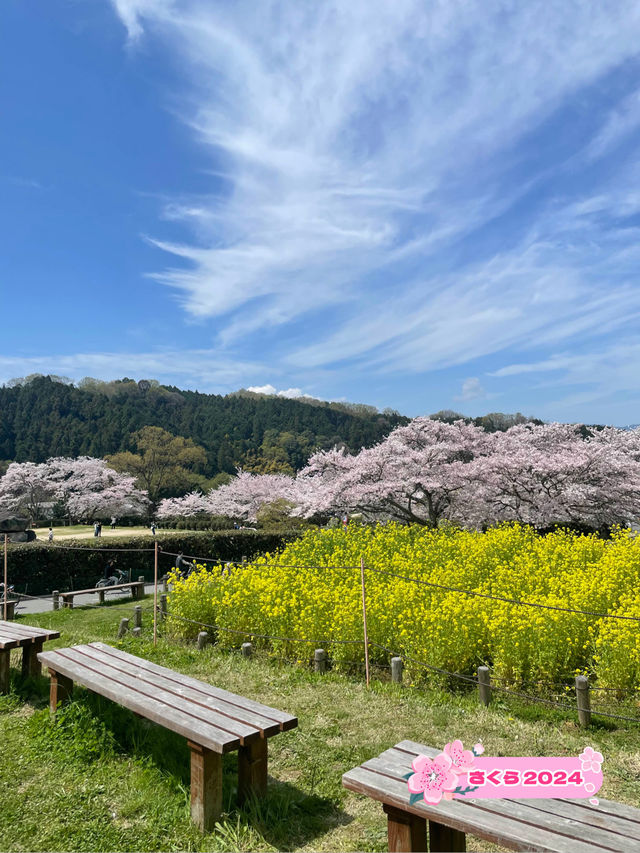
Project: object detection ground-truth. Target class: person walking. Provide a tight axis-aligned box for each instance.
[111,516,117,530]
[94,522,99,537]
[47,527,54,542]
[150,521,156,536]
[97,521,102,537]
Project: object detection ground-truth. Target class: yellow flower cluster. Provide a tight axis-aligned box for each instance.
[167,523,640,688]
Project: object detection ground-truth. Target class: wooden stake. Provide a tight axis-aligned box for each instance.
[360,555,370,687]
[153,539,158,647]
[3,534,7,622]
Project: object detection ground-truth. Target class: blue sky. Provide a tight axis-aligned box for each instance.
[3,1,640,424]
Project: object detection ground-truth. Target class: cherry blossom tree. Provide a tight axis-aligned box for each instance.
[296,418,489,527]
[205,471,297,522]
[0,461,55,521]
[156,491,210,519]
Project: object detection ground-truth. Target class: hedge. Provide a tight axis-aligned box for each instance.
[5,530,300,596]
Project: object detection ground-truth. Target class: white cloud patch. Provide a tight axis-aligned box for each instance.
[246,384,310,399]
[456,378,486,402]
[108,0,640,404]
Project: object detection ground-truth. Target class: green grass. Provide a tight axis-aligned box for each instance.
[2,601,640,852]
[32,525,178,541]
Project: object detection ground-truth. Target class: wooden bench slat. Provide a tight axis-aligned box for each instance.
[38,648,241,753]
[70,645,263,743]
[0,622,60,641]
[90,642,297,732]
[522,798,640,843]
[361,753,632,853]
[0,633,23,650]
[342,765,614,853]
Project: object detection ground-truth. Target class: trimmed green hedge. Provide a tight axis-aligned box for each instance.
[6,531,300,596]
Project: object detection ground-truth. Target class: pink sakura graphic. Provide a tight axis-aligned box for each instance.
[579,747,603,773]
[404,741,484,805]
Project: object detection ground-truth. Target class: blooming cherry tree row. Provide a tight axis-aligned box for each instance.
[0,456,150,521]
[157,418,640,529]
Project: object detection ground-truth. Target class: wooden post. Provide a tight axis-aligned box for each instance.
[153,540,158,647]
[49,669,73,717]
[133,605,142,629]
[0,650,9,694]
[197,631,208,650]
[575,675,591,728]
[391,657,403,684]
[188,741,222,832]
[22,639,44,679]
[3,534,7,622]
[429,819,466,852]
[117,617,129,638]
[382,805,427,853]
[238,737,268,802]
[314,648,327,673]
[98,589,105,604]
[477,666,491,706]
[132,627,141,637]
[4,601,15,620]
[159,593,167,621]
[162,573,168,594]
[52,590,59,611]
[360,556,370,687]
[241,642,252,658]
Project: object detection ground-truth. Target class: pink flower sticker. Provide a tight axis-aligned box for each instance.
[590,799,599,806]
[584,783,595,793]
[443,740,476,775]
[408,753,458,805]
[473,742,485,755]
[579,747,603,773]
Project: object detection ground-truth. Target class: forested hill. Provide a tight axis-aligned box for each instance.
[0,376,408,475]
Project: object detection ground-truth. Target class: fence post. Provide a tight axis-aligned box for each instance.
[314,648,327,674]
[391,657,403,684]
[197,631,208,650]
[159,593,167,621]
[162,574,168,594]
[52,590,60,611]
[478,666,491,706]
[575,675,591,728]
[132,627,141,638]
[241,642,252,658]
[360,556,370,687]
[117,618,129,639]
[133,605,142,629]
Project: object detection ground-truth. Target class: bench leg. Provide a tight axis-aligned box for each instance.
[98,590,105,604]
[383,805,427,853]
[22,639,44,679]
[428,819,466,852]
[49,668,73,717]
[0,650,9,694]
[238,736,268,803]
[188,741,222,832]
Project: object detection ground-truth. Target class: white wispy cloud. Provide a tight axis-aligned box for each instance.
[108,0,640,399]
[246,384,316,399]
[456,378,486,402]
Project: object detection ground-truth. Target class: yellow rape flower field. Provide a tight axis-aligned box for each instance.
[167,523,640,692]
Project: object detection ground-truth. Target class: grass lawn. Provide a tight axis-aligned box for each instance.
[32,525,178,541]
[2,600,640,852]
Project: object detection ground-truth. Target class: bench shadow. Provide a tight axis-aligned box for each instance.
[39,689,350,849]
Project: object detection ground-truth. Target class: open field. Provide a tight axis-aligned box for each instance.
[2,598,640,852]
[32,525,178,541]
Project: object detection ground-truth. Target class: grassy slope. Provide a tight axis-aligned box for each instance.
[1,600,640,853]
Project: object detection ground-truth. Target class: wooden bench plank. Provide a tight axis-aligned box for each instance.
[38,648,241,753]
[0,633,24,650]
[0,622,60,642]
[362,752,631,853]
[90,642,297,732]
[342,765,613,853]
[68,645,262,743]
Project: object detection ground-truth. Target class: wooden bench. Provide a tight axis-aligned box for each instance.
[343,740,640,852]
[60,581,144,608]
[38,641,298,831]
[0,620,61,693]
[0,599,18,620]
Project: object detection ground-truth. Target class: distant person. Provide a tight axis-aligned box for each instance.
[111,516,117,530]
[342,513,349,531]
[150,522,156,536]
[175,552,195,578]
[48,527,53,542]
[97,521,102,537]
[103,558,116,581]
[94,522,99,538]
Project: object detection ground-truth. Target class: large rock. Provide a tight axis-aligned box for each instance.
[0,514,30,533]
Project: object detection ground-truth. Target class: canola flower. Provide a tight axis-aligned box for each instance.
[167,523,640,689]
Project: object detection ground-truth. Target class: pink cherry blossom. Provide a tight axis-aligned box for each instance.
[407,753,458,804]
[473,743,484,755]
[443,740,476,774]
[579,747,603,773]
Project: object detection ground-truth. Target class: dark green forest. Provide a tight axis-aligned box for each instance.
[0,376,408,475]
